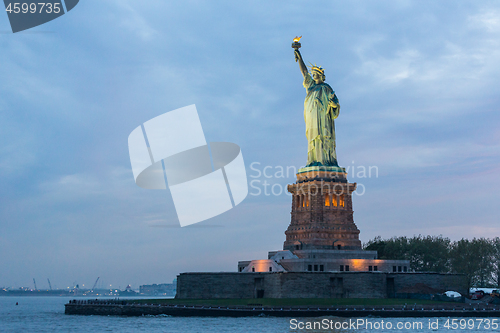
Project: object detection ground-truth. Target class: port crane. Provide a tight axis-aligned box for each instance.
[47,279,52,290]
[91,277,100,292]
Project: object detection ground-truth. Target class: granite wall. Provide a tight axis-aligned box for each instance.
[176,272,467,299]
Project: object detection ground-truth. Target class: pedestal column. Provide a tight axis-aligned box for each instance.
[283,167,362,252]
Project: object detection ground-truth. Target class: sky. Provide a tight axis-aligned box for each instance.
[1,0,500,290]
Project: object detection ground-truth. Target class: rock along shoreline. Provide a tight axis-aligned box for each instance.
[65,300,500,318]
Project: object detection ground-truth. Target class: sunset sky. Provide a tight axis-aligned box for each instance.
[1,0,500,290]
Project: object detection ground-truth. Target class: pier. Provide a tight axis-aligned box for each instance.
[65,300,500,317]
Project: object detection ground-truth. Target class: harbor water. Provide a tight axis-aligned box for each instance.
[0,296,498,332]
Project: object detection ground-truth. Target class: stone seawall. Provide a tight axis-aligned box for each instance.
[65,301,500,318]
[176,272,466,299]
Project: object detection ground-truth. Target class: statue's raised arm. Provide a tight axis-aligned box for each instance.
[294,50,308,78]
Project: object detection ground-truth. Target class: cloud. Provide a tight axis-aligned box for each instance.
[109,0,160,41]
[468,8,500,33]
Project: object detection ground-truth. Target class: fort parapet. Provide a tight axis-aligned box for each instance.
[176,271,466,299]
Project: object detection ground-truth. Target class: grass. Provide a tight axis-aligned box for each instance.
[127,298,444,307]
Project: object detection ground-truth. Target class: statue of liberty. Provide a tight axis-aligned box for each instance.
[294,48,340,167]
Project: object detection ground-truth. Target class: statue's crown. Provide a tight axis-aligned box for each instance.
[309,63,324,75]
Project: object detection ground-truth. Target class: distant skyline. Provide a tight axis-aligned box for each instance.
[1,1,500,289]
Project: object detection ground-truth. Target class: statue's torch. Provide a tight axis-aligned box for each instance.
[293,36,302,62]
[292,36,302,50]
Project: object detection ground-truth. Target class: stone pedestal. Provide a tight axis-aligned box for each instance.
[283,166,362,251]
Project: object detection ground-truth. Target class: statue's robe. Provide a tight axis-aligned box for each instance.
[303,73,340,166]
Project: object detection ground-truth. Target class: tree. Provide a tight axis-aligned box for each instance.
[407,235,450,273]
[364,236,386,256]
[474,238,496,287]
[491,237,500,288]
[449,239,476,292]
[365,235,497,291]
[365,236,409,260]
[365,235,450,272]
[450,238,495,291]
